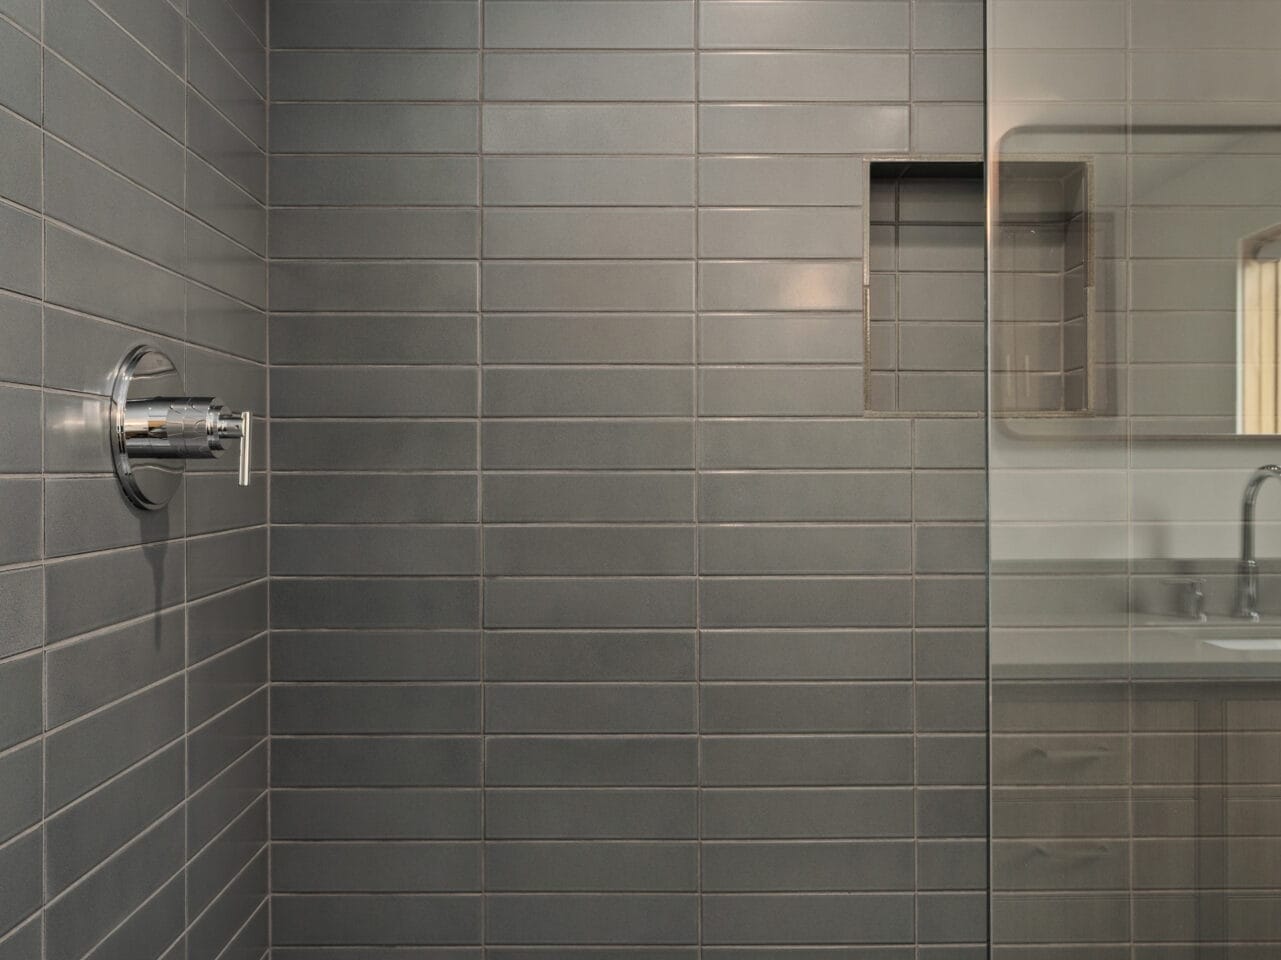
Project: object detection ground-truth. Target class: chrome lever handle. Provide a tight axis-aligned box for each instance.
[215,409,252,487]
[237,411,251,486]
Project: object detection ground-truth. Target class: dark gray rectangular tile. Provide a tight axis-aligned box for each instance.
[699,104,907,154]
[487,789,697,840]
[270,155,477,206]
[485,368,692,418]
[700,473,908,522]
[487,684,696,734]
[271,102,478,153]
[699,261,860,312]
[484,633,695,682]
[485,0,692,48]
[487,842,697,892]
[701,577,912,628]
[273,683,480,734]
[700,419,910,469]
[271,208,477,259]
[0,479,39,566]
[702,893,913,945]
[272,49,476,100]
[270,0,478,48]
[484,474,693,524]
[270,631,476,683]
[274,841,480,893]
[483,104,694,155]
[272,736,482,788]
[272,366,477,418]
[273,893,481,946]
[702,683,912,733]
[484,157,692,206]
[485,526,695,577]
[272,788,480,840]
[0,832,42,945]
[701,0,909,48]
[486,737,698,786]
[702,788,913,839]
[485,51,692,101]
[0,202,40,298]
[0,295,41,386]
[487,894,697,944]
[483,315,691,365]
[484,208,694,259]
[701,631,910,680]
[703,736,913,786]
[271,261,478,312]
[483,421,692,470]
[0,386,40,471]
[0,653,39,753]
[272,578,480,630]
[700,157,859,206]
[485,578,695,630]
[0,567,42,658]
[271,315,476,365]
[700,316,861,366]
[0,744,40,844]
[702,840,913,892]
[700,525,909,575]
[273,420,477,471]
[0,18,39,122]
[273,475,476,524]
[482,262,694,312]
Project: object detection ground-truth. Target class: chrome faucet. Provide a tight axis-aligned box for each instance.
[1234,464,1281,621]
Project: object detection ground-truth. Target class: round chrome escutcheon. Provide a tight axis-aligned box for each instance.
[111,345,186,510]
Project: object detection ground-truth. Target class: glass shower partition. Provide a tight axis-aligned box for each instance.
[988,1,1281,955]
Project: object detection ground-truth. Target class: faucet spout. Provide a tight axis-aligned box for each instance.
[1234,464,1281,621]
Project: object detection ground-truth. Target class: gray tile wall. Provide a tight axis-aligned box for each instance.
[267,0,985,955]
[0,0,268,957]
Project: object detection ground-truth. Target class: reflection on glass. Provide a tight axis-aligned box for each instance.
[988,0,1281,953]
[1240,228,1281,435]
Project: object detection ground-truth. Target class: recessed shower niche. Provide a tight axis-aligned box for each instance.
[865,161,986,416]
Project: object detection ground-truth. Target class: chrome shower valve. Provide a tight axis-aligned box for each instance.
[111,345,254,509]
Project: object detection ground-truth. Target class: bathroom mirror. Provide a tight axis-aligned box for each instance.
[989,124,1281,440]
